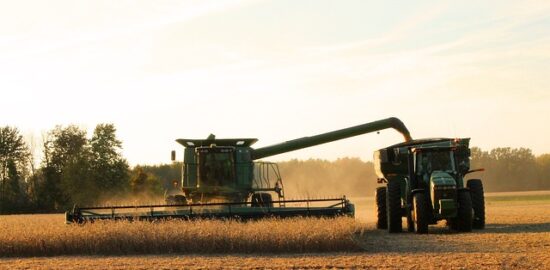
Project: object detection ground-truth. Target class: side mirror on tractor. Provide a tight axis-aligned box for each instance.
[171,150,176,161]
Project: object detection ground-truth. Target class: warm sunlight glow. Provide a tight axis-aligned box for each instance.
[1,0,549,165]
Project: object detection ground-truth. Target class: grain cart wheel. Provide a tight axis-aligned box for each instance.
[412,193,429,234]
[375,187,387,229]
[456,190,473,232]
[467,179,485,229]
[386,180,402,233]
[251,193,273,208]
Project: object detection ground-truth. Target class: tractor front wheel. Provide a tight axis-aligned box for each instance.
[455,190,473,232]
[386,180,402,233]
[467,179,485,229]
[375,187,387,229]
[412,193,429,234]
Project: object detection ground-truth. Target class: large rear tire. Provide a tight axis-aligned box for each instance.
[386,180,403,233]
[406,211,415,232]
[467,179,485,229]
[456,190,473,232]
[412,193,429,234]
[375,187,387,229]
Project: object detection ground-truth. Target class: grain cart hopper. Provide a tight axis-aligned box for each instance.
[373,138,485,234]
[66,117,412,223]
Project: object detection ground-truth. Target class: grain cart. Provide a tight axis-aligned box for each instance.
[66,117,412,223]
[373,138,485,233]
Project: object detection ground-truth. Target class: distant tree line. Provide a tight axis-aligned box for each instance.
[470,147,550,192]
[1,123,549,214]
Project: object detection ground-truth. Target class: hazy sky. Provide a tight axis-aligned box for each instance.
[1,0,549,165]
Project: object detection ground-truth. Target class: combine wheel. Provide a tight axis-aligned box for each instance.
[467,179,485,229]
[251,193,273,208]
[375,187,387,229]
[455,190,473,232]
[412,193,429,234]
[386,180,402,233]
[165,194,187,205]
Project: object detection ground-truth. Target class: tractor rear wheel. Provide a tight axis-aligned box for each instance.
[375,187,387,229]
[455,190,473,232]
[406,208,415,232]
[467,179,485,229]
[386,180,402,233]
[251,193,273,208]
[412,192,429,234]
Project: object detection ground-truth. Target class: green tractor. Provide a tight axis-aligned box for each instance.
[374,138,485,233]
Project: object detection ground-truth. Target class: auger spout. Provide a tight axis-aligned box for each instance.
[251,117,412,160]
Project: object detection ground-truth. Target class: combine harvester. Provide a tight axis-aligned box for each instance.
[66,117,411,224]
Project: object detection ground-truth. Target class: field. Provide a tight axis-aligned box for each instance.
[1,191,549,269]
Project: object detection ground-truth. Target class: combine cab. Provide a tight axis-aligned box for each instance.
[374,138,485,233]
[67,117,413,224]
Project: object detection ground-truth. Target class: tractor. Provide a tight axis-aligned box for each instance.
[374,138,485,233]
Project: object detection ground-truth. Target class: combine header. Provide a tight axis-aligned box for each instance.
[66,117,412,223]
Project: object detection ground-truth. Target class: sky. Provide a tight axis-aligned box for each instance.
[1,0,549,165]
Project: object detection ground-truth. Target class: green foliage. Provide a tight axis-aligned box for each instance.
[136,163,182,190]
[35,124,129,211]
[130,167,163,196]
[0,126,31,213]
[470,147,549,191]
[89,124,129,195]
[39,125,89,210]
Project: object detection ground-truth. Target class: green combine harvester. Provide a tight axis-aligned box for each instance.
[374,138,485,233]
[66,117,412,224]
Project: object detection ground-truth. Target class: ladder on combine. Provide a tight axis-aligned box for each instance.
[253,162,285,207]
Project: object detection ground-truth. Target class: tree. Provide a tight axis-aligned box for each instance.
[89,124,129,196]
[536,154,550,189]
[39,125,90,210]
[128,167,163,203]
[130,167,148,194]
[0,126,31,213]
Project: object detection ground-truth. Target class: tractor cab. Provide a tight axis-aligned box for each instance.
[412,147,460,219]
[412,147,458,188]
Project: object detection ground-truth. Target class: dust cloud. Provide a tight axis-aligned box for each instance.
[278,158,378,199]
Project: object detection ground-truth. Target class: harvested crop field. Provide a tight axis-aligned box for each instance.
[1,191,549,269]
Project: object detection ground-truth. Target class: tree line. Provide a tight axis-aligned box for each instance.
[0,124,165,214]
[1,123,549,214]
